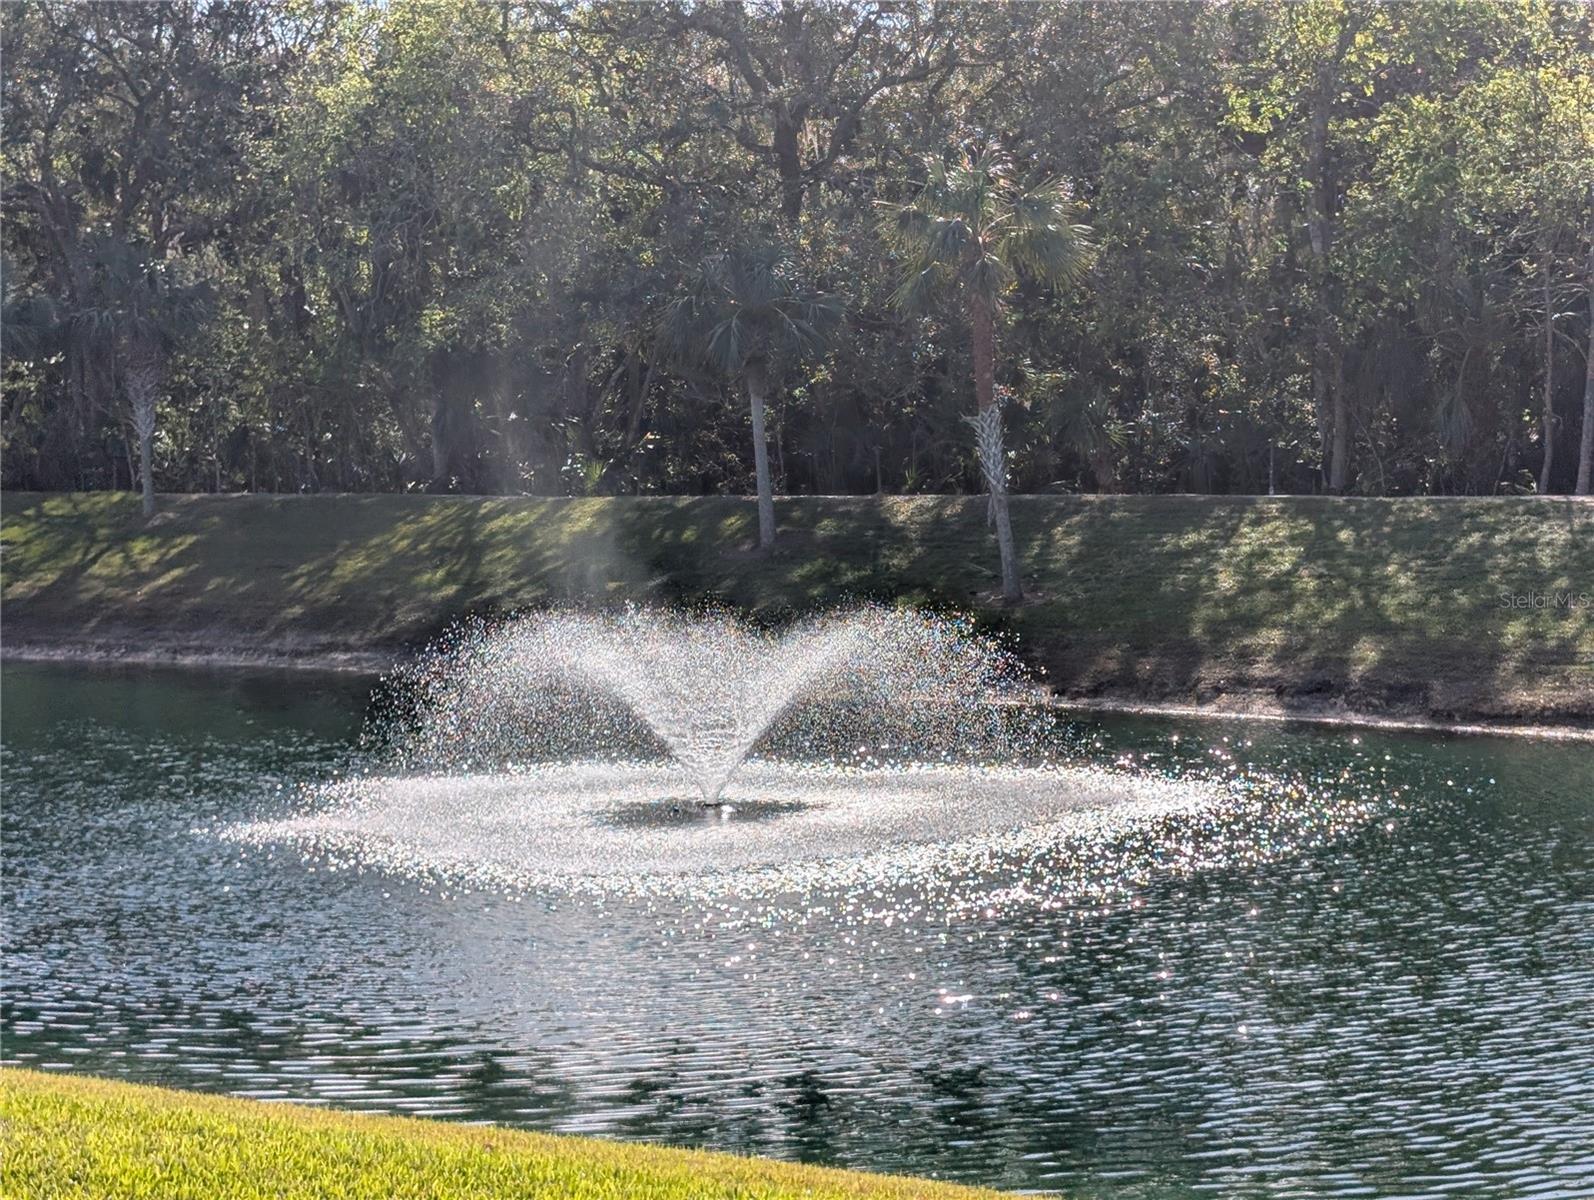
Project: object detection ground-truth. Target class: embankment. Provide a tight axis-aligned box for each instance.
[3,491,1590,726]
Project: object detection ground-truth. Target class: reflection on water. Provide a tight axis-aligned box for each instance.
[3,662,1592,1197]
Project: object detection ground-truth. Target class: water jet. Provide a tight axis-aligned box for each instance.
[381,604,1042,807]
[231,605,1198,888]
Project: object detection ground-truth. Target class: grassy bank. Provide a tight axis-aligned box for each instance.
[2,490,1591,721]
[0,1068,1003,1199]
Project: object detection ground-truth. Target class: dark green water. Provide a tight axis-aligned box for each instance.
[3,661,1591,1197]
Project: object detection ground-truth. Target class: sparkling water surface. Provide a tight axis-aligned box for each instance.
[3,661,1592,1197]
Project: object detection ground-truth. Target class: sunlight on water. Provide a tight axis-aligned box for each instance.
[220,605,1389,918]
[5,660,1592,1198]
[220,760,1385,923]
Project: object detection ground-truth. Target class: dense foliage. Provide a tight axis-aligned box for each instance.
[4,0,1592,498]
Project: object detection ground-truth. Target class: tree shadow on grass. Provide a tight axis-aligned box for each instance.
[4,490,1588,718]
[1010,495,1593,720]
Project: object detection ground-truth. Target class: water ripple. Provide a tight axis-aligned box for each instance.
[3,663,1592,1198]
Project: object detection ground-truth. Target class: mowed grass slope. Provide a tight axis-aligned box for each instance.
[3,491,1591,719]
[0,1068,1005,1200]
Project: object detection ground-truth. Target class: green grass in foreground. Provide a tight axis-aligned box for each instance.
[2,491,1591,718]
[0,1069,1007,1200]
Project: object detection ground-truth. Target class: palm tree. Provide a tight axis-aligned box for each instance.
[1,259,60,363]
[72,239,211,517]
[880,147,1097,602]
[1059,388,1126,494]
[659,247,842,550]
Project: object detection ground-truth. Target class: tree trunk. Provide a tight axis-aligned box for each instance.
[1307,63,1347,493]
[1091,450,1117,494]
[1578,215,1594,495]
[621,349,657,460]
[1329,362,1350,494]
[123,423,137,498]
[969,293,1022,603]
[1540,249,1556,494]
[430,398,451,490]
[746,359,776,550]
[1578,257,1594,494]
[1578,316,1594,495]
[127,351,159,518]
[773,111,805,224]
[140,424,156,516]
[1314,330,1335,490]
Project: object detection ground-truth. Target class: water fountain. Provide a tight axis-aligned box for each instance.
[384,605,1041,803]
[227,605,1227,893]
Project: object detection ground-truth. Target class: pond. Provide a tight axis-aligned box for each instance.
[3,660,1591,1197]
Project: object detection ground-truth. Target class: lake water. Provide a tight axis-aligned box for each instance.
[3,661,1591,1197]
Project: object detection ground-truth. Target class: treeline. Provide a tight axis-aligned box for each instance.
[4,0,1593,501]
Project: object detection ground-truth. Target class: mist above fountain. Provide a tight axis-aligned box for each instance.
[379,605,1044,805]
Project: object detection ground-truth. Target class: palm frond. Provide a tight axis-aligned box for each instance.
[927,217,973,266]
[705,314,748,376]
[880,145,1095,312]
[877,202,934,251]
[658,246,841,377]
[999,179,1099,288]
[0,292,58,360]
[891,264,950,315]
[967,251,1013,300]
[1060,388,1126,454]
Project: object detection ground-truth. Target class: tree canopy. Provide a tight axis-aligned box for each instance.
[4,0,1592,498]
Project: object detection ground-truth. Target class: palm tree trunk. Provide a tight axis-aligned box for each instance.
[1579,331,1594,496]
[122,424,137,498]
[1308,71,1343,495]
[1577,240,1593,495]
[1328,354,1349,494]
[1540,248,1556,494]
[1091,447,1117,494]
[139,426,155,516]
[969,294,1022,603]
[1315,336,1334,491]
[127,353,159,518]
[746,359,776,550]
